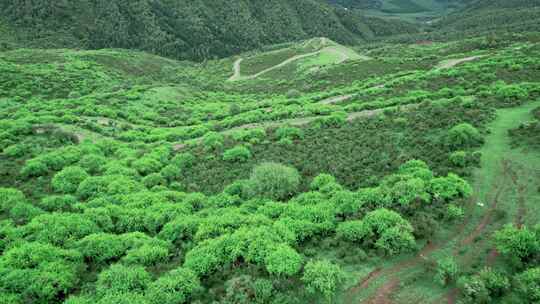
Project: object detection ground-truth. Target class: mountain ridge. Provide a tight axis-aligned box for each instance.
[0,0,418,61]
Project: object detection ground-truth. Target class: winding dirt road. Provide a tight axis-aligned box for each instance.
[436,55,485,69]
[227,43,366,82]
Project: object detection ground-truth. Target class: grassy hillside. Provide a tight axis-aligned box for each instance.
[0,0,418,61]
[327,0,469,22]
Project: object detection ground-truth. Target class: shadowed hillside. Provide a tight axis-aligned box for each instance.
[0,0,418,61]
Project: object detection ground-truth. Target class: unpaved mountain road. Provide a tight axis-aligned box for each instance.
[227,44,368,82]
[436,55,485,69]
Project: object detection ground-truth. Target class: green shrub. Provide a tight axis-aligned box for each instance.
[106,176,143,196]
[158,216,200,245]
[132,157,163,176]
[342,208,416,255]
[302,260,344,302]
[310,173,337,191]
[223,146,252,162]
[171,153,195,169]
[446,204,465,220]
[264,244,303,276]
[0,188,26,213]
[0,292,22,304]
[146,268,201,304]
[77,176,109,200]
[447,123,483,148]
[142,173,166,188]
[8,202,43,224]
[76,233,128,264]
[435,257,458,286]
[52,166,90,194]
[493,224,539,264]
[38,195,78,212]
[21,213,101,246]
[2,144,25,157]
[457,275,490,303]
[478,268,509,298]
[231,128,266,144]
[220,275,273,304]
[96,264,151,295]
[79,154,107,174]
[122,244,170,266]
[313,112,347,128]
[276,126,303,141]
[429,173,473,202]
[245,163,300,201]
[450,151,468,167]
[20,159,49,178]
[160,165,181,182]
[336,221,367,242]
[202,132,224,151]
[286,89,301,99]
[516,267,540,302]
[457,268,510,303]
[0,242,83,302]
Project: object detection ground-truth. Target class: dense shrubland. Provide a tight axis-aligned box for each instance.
[0,153,472,303]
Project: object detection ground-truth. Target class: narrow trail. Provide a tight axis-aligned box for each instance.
[436,55,485,69]
[438,102,540,304]
[228,58,243,81]
[459,159,509,248]
[227,43,366,82]
[319,94,354,105]
[434,160,510,304]
[173,103,416,151]
[345,242,441,304]
[367,278,399,304]
[233,51,321,81]
[362,102,540,304]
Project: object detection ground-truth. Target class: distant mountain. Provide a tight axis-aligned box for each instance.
[0,0,418,61]
[435,0,540,33]
[326,0,468,14]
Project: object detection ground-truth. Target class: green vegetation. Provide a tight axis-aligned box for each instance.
[2,1,540,303]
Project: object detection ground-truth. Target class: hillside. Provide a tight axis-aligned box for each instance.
[2,1,540,304]
[0,0,418,61]
[326,0,469,21]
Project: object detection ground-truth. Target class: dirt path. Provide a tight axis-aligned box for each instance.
[227,51,321,81]
[367,278,399,304]
[345,242,439,304]
[319,94,354,105]
[354,151,512,304]
[437,102,540,304]
[436,55,485,69]
[228,58,243,81]
[227,43,365,81]
[459,160,508,247]
[173,103,413,151]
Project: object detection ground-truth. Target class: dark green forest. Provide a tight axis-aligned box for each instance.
[0,0,418,61]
